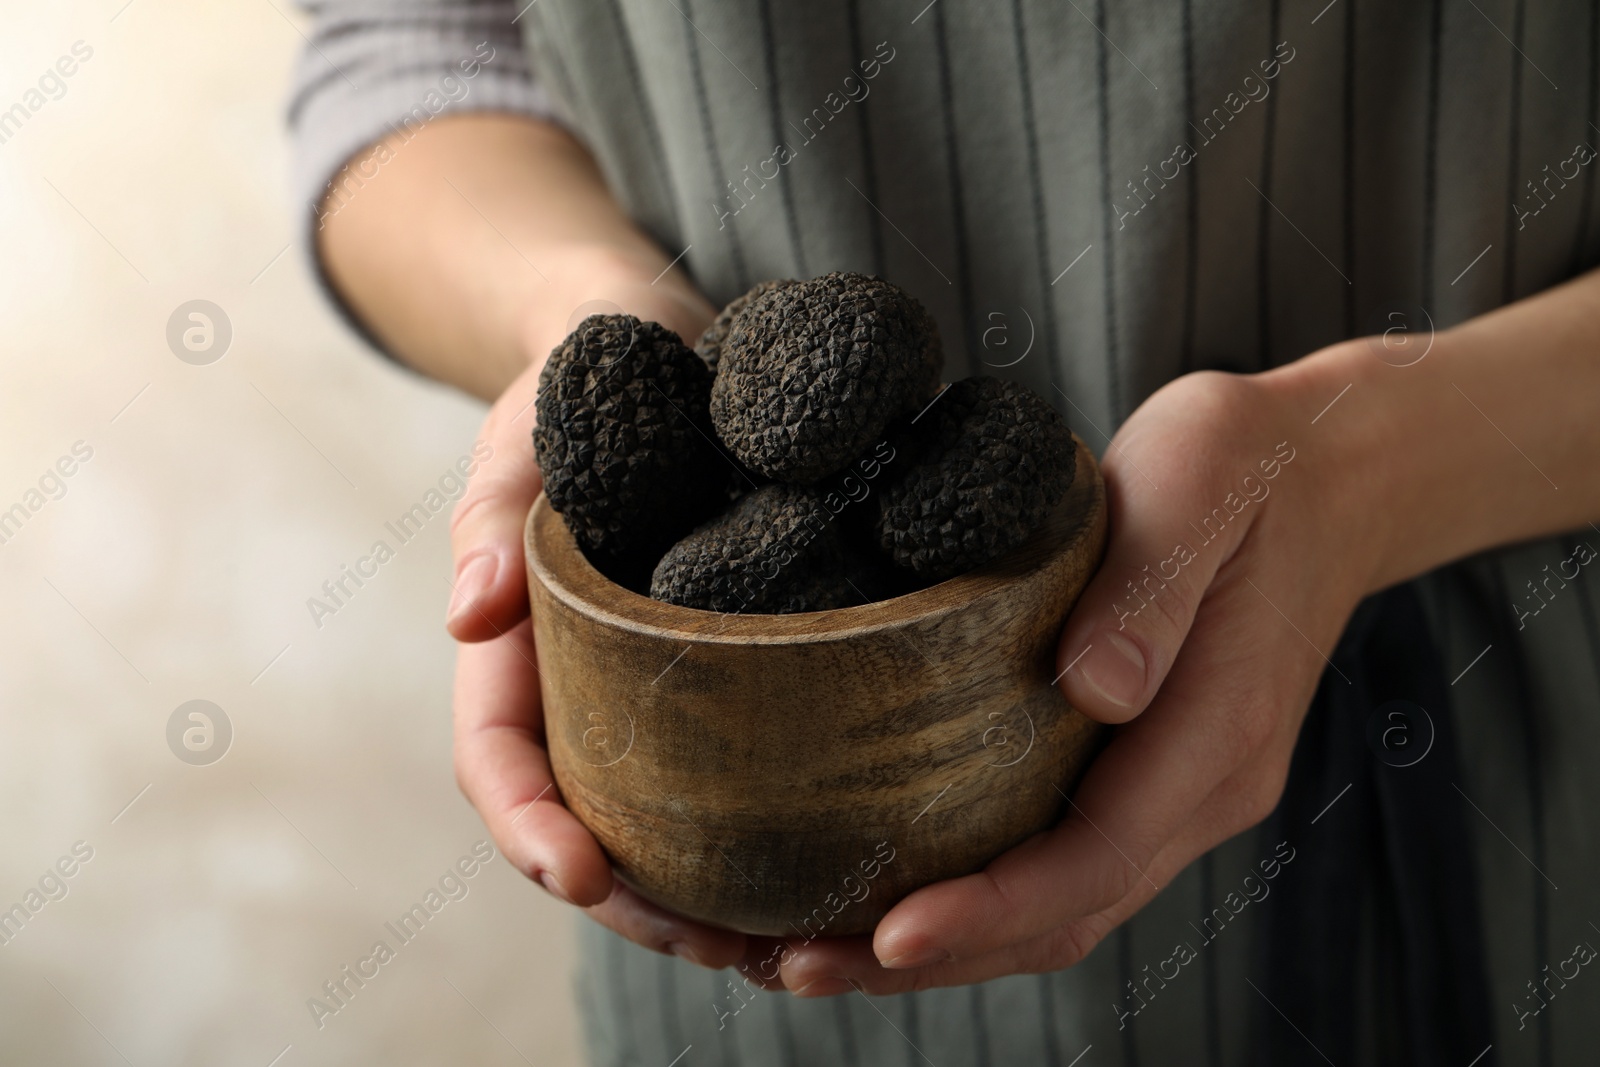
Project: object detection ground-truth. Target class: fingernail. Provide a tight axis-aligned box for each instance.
[447,552,498,628]
[666,940,705,967]
[1077,631,1146,710]
[538,870,574,905]
[880,946,951,969]
[793,976,854,998]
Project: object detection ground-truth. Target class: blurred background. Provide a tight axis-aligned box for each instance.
[0,2,580,1063]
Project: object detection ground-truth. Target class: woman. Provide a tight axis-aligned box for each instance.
[291,1,1600,1063]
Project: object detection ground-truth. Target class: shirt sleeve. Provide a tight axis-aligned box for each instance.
[287,1,555,347]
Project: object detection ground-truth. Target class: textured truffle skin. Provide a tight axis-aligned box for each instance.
[534,315,728,568]
[650,485,874,614]
[696,279,794,371]
[710,272,942,484]
[874,376,1075,580]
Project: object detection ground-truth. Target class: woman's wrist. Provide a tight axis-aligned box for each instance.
[1269,281,1600,598]
[511,241,716,394]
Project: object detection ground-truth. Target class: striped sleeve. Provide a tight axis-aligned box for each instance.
[287,0,551,219]
[285,1,555,349]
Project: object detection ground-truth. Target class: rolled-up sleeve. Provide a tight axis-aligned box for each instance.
[289,0,552,216]
[287,0,554,345]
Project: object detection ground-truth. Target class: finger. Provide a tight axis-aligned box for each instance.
[1055,377,1265,723]
[785,743,1295,996]
[455,626,753,968]
[732,936,797,992]
[1027,733,1298,951]
[446,368,543,641]
[583,881,748,970]
[873,573,1311,968]
[779,927,1085,997]
[452,623,611,905]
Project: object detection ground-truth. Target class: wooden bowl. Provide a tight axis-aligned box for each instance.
[524,436,1107,936]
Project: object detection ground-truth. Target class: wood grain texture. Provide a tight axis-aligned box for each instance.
[525,435,1108,936]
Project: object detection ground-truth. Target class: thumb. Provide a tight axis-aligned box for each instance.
[446,368,543,642]
[1055,467,1249,723]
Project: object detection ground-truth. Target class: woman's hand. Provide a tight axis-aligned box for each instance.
[317,111,756,968]
[772,261,1600,995]
[321,105,1600,991]
[769,346,1390,996]
[446,246,747,968]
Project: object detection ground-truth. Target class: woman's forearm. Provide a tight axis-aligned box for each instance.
[1271,268,1600,593]
[322,110,1598,588]
[318,113,702,400]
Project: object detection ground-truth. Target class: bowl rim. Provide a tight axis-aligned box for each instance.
[525,434,1102,646]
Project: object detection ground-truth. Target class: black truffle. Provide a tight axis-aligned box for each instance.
[534,314,729,570]
[710,272,942,484]
[874,376,1076,580]
[650,485,877,614]
[696,279,794,371]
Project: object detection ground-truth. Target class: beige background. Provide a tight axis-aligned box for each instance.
[0,2,581,1064]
